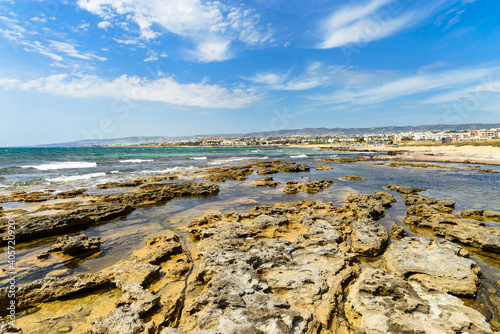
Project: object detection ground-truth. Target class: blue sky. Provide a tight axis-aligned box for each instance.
[0,0,499,146]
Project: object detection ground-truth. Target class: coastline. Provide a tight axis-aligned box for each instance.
[1,151,500,333]
[291,143,500,166]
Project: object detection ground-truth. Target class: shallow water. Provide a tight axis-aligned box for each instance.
[1,153,500,332]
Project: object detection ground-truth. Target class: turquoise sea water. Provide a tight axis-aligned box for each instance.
[1,146,500,330]
[0,146,347,190]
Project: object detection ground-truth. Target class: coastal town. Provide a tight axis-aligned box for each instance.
[164,127,500,147]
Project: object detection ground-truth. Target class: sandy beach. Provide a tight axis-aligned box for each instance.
[303,144,500,165]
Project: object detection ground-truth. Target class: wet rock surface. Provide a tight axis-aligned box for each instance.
[345,269,493,334]
[385,184,425,194]
[402,194,500,254]
[5,233,191,333]
[282,180,333,194]
[254,176,281,187]
[103,181,220,207]
[0,190,56,203]
[315,165,333,170]
[37,234,102,259]
[340,175,367,181]
[390,224,406,239]
[0,203,134,243]
[346,191,396,220]
[461,208,500,222]
[383,236,482,296]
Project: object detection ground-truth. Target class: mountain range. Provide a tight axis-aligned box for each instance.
[36,123,500,147]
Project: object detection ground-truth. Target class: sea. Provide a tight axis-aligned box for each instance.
[1,146,500,331]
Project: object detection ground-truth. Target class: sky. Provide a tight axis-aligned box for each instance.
[0,0,499,146]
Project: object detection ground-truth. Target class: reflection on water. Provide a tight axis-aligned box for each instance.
[1,160,499,331]
[15,287,121,334]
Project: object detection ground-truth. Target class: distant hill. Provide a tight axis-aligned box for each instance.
[36,123,500,147]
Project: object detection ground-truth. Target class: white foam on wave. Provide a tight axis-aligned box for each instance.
[47,172,106,182]
[22,161,97,170]
[119,159,154,163]
[190,157,208,160]
[140,166,197,174]
[209,156,268,165]
[290,154,308,158]
[110,170,120,174]
[251,150,262,153]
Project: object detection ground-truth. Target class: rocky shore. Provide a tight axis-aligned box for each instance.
[0,160,499,333]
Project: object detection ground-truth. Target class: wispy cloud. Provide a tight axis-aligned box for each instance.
[309,66,500,107]
[316,0,447,49]
[76,0,273,62]
[0,15,105,66]
[0,74,261,109]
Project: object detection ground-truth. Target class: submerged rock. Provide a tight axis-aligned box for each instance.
[251,160,310,173]
[385,184,425,194]
[351,219,388,256]
[56,189,87,199]
[205,166,254,182]
[403,196,500,254]
[0,190,55,203]
[315,165,333,170]
[346,191,396,220]
[383,236,482,296]
[254,176,281,187]
[102,181,219,207]
[390,224,406,239]
[37,234,101,259]
[340,175,367,181]
[282,180,333,194]
[0,203,134,243]
[345,269,493,334]
[461,208,500,222]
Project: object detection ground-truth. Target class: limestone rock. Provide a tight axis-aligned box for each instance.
[390,224,406,239]
[404,214,500,254]
[282,180,333,194]
[0,203,134,243]
[102,181,219,207]
[254,177,281,187]
[205,166,254,182]
[37,234,101,259]
[351,219,388,256]
[385,184,425,194]
[56,188,86,199]
[340,175,367,181]
[181,201,356,333]
[461,208,500,222]
[345,269,492,334]
[315,165,333,170]
[383,236,482,296]
[346,191,396,220]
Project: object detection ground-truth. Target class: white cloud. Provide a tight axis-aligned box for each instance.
[317,0,447,49]
[309,66,500,107]
[76,0,272,62]
[0,14,105,65]
[97,21,111,30]
[0,74,260,109]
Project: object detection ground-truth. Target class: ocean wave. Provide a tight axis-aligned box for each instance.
[47,172,106,182]
[110,170,120,174]
[22,161,97,170]
[140,166,197,174]
[190,157,208,160]
[290,154,308,158]
[251,150,262,153]
[209,156,268,165]
[119,159,154,163]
